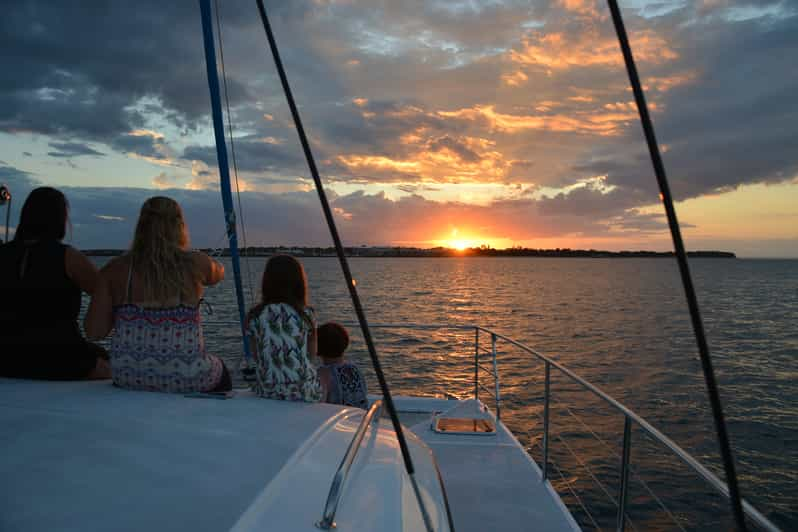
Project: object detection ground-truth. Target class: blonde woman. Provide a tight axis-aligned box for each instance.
[85,196,229,393]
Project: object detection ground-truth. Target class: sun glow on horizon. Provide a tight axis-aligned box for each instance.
[435,227,499,251]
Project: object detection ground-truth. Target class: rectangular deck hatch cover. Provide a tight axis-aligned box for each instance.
[433,417,495,434]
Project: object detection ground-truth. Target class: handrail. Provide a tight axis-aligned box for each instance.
[316,400,383,530]
[475,326,779,532]
[198,319,778,531]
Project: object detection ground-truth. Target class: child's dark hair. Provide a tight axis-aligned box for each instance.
[317,322,350,359]
[14,187,69,242]
[248,254,308,321]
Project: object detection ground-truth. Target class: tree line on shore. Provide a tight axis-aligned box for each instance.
[83,246,736,258]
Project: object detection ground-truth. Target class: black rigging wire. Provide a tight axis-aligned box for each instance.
[605,1,747,529]
[254,0,421,485]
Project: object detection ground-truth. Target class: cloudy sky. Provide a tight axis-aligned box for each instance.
[1,0,796,256]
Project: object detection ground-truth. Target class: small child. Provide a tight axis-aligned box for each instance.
[317,322,368,409]
[245,255,322,402]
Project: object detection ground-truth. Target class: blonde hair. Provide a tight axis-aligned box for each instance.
[129,196,195,302]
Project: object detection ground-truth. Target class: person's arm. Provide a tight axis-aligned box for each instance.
[84,266,115,340]
[65,246,99,295]
[193,252,224,286]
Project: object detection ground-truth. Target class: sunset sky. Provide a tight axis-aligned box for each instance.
[1,0,796,256]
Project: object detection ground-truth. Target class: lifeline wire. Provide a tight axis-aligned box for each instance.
[606,1,747,529]
[254,3,434,530]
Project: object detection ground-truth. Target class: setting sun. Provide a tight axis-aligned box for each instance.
[437,228,489,251]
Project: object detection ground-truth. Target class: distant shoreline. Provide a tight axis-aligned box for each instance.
[83,247,736,259]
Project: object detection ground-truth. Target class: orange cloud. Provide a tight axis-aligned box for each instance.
[510,30,678,70]
[336,134,513,184]
[438,105,636,136]
[337,155,421,172]
[502,70,529,87]
[643,72,698,92]
[558,0,601,18]
[129,128,164,140]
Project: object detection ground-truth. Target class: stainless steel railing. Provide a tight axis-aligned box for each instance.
[336,322,779,532]
[316,399,383,530]
[478,326,779,532]
[200,319,779,531]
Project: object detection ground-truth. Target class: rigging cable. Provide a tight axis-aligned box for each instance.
[198,0,253,363]
[213,0,256,305]
[254,1,437,530]
[605,1,747,529]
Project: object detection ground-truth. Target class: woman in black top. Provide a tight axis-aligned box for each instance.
[0,187,110,380]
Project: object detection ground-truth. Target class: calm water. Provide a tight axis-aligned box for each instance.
[92,256,798,530]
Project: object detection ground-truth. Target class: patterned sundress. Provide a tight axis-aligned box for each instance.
[247,303,322,402]
[109,264,224,393]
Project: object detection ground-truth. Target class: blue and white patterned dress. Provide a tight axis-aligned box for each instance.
[320,361,368,409]
[247,303,322,402]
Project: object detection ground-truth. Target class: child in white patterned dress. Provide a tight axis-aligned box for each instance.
[245,255,322,401]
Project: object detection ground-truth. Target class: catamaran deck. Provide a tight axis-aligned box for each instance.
[392,396,580,532]
[0,378,578,531]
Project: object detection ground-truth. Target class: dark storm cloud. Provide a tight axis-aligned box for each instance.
[183,136,306,174]
[47,142,105,158]
[570,9,798,202]
[110,133,169,161]
[0,1,316,140]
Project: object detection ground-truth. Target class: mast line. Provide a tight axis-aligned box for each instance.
[198,0,252,362]
[606,1,747,529]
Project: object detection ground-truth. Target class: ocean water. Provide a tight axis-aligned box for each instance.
[92,256,798,530]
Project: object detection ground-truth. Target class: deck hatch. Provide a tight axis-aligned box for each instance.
[433,417,495,434]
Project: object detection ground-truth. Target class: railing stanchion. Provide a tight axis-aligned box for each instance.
[617,415,632,532]
[474,327,480,400]
[491,333,500,420]
[543,360,551,482]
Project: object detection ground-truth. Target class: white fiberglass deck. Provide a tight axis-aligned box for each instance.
[0,379,577,531]
[391,396,580,532]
